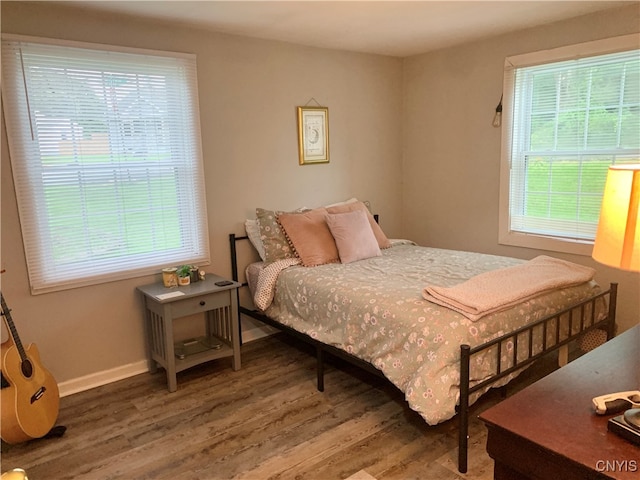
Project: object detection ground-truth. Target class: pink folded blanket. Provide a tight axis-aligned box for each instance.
[422,255,595,322]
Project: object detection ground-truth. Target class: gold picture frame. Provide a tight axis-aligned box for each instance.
[297,106,329,165]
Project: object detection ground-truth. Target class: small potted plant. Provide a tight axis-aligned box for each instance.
[176,265,192,286]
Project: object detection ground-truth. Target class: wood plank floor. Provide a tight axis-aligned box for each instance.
[1,334,558,479]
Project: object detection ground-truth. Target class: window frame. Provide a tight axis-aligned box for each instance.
[1,34,210,294]
[498,33,640,256]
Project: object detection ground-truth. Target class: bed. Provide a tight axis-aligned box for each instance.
[229,201,617,473]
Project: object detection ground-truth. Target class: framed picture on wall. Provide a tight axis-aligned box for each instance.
[297,106,329,165]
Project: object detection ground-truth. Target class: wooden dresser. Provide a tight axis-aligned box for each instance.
[480,325,639,480]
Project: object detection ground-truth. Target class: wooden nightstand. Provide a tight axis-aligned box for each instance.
[137,274,241,392]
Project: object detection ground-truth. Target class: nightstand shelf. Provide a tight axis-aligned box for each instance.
[174,342,235,372]
[137,274,241,392]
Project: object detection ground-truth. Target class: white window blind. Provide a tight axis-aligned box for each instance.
[500,34,640,254]
[1,36,210,294]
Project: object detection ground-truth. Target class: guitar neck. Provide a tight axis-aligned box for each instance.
[1,293,28,362]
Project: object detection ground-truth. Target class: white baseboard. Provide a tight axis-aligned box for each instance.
[58,360,149,398]
[58,326,276,397]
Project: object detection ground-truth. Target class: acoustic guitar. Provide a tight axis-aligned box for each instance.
[1,292,60,444]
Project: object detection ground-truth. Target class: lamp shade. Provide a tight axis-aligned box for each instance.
[592,164,640,272]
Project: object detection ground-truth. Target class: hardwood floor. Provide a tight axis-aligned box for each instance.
[1,334,558,479]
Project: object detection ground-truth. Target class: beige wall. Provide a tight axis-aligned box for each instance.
[1,2,638,395]
[402,4,640,333]
[1,2,403,392]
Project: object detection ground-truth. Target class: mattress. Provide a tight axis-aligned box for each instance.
[245,261,263,298]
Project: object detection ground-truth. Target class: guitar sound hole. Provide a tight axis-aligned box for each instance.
[21,359,33,378]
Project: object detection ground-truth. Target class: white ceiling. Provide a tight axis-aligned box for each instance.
[61,1,634,57]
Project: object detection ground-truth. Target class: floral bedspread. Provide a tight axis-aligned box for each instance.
[260,242,605,424]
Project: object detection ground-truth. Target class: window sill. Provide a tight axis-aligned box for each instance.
[498,231,594,257]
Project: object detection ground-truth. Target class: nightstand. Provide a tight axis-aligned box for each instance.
[137,274,241,392]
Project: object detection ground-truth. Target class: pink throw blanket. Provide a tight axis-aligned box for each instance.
[422,255,595,322]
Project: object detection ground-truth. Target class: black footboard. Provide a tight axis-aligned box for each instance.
[229,232,617,474]
[457,282,616,472]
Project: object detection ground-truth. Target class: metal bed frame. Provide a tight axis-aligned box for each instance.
[229,232,618,473]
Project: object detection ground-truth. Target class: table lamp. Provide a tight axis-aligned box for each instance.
[591,164,640,445]
[592,164,640,272]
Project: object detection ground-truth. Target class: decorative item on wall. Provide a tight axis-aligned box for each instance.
[297,100,329,165]
[492,94,503,127]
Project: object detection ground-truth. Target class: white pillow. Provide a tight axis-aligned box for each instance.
[244,219,266,261]
[326,209,381,264]
[324,197,359,208]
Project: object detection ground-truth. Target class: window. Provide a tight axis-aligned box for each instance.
[1,36,210,294]
[499,34,640,255]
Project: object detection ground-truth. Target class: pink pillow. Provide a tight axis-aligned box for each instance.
[326,210,381,263]
[326,201,391,249]
[277,208,339,267]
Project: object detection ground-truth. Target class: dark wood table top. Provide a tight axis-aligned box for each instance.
[480,324,640,480]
